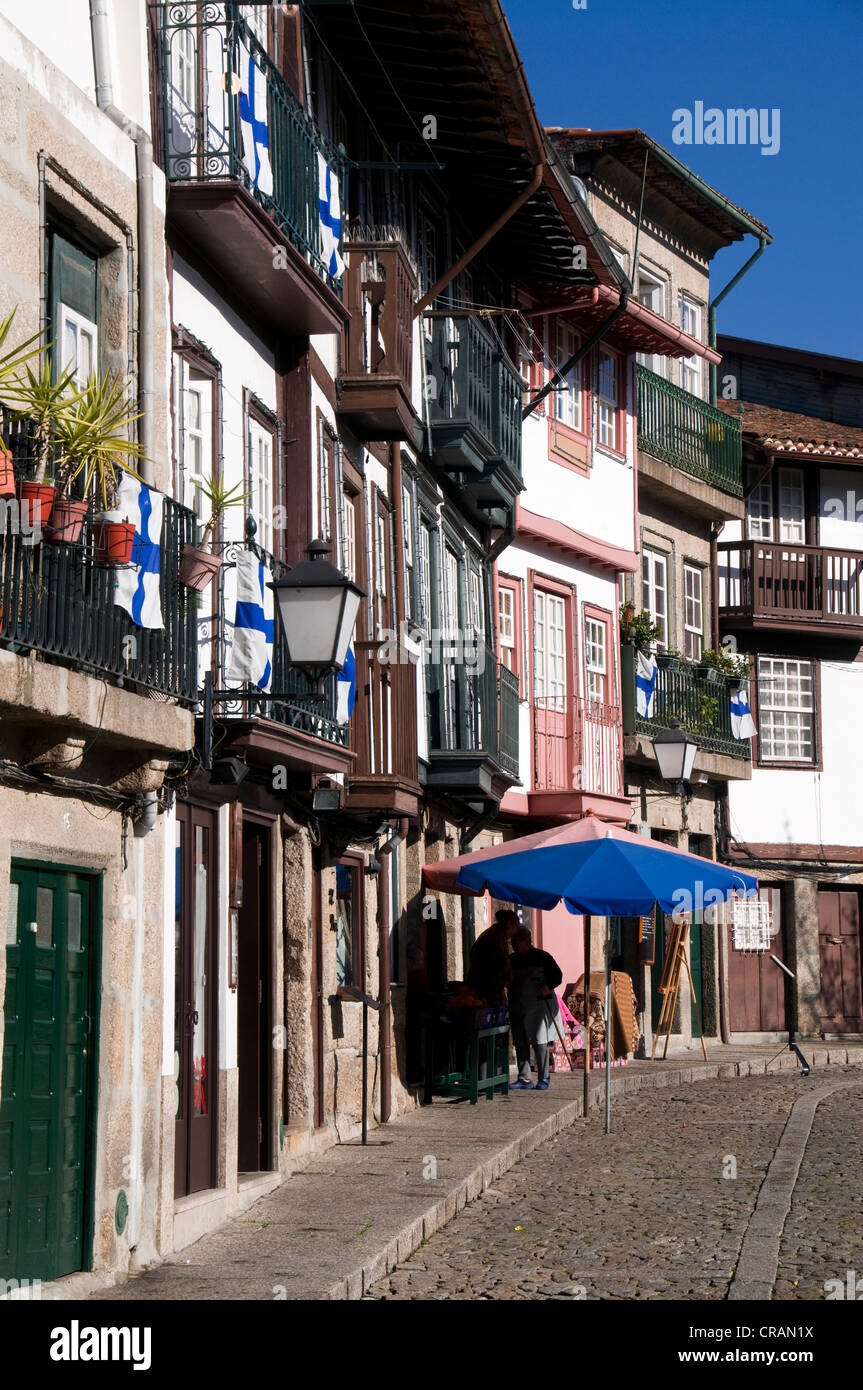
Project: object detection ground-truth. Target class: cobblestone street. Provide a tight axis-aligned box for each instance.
[364,1069,863,1300]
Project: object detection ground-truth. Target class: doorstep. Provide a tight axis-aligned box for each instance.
[172,1188,230,1252]
[236,1171,281,1211]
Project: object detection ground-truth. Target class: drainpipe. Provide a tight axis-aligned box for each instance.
[523,292,629,419]
[377,817,409,1123]
[90,0,155,485]
[708,237,768,407]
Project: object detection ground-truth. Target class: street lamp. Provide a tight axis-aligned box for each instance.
[650,719,698,795]
[269,539,366,700]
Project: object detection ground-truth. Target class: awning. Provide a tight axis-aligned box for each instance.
[516,505,638,573]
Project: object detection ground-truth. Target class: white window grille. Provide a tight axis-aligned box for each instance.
[730,897,773,951]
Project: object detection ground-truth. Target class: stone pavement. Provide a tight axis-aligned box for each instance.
[87,1042,863,1302]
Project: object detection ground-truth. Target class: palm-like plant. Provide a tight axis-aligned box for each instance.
[0,308,46,432]
[4,357,80,483]
[190,473,251,549]
[52,371,147,510]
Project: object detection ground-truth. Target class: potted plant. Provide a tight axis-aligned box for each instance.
[50,371,147,560]
[619,603,661,654]
[657,648,683,671]
[178,474,251,590]
[0,309,46,499]
[699,646,752,681]
[5,357,80,526]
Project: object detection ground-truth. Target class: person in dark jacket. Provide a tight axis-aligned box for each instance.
[466,909,519,1004]
[508,926,563,1090]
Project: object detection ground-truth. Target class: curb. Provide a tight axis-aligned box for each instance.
[327,1053,863,1300]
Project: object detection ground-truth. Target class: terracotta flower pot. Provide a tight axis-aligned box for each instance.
[179,543,223,591]
[0,446,15,499]
[20,480,56,528]
[94,518,135,566]
[45,497,89,545]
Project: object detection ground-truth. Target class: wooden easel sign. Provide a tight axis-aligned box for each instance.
[650,915,707,1062]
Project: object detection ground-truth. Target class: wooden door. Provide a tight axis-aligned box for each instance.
[727,887,788,1033]
[818,889,863,1032]
[174,804,218,1198]
[533,588,569,789]
[237,820,271,1173]
[1,864,96,1282]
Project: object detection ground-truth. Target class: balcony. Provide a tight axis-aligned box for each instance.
[620,646,751,777]
[208,543,352,778]
[426,315,523,522]
[636,366,744,520]
[533,696,623,796]
[157,4,347,336]
[425,642,519,795]
[718,540,863,639]
[338,237,418,442]
[345,640,421,817]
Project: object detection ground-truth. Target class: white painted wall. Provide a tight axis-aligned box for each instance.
[728,661,863,847]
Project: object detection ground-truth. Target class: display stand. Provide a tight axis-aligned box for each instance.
[650,917,708,1062]
[423,1018,510,1104]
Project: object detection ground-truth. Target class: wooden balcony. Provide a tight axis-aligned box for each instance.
[425,643,519,796]
[637,366,743,518]
[156,4,346,336]
[426,315,523,521]
[338,238,418,441]
[718,540,863,639]
[345,640,422,817]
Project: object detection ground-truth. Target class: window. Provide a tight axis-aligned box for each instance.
[533,589,567,709]
[746,466,774,540]
[316,419,336,545]
[174,355,215,526]
[335,860,362,988]
[778,467,805,544]
[341,491,357,583]
[756,657,816,763]
[58,304,97,387]
[402,483,415,619]
[416,204,437,320]
[374,507,388,634]
[636,269,666,376]
[683,564,704,661]
[244,4,269,47]
[553,322,583,433]
[499,584,516,673]
[50,230,98,385]
[641,550,668,648]
[584,616,607,703]
[247,411,275,553]
[679,295,702,397]
[597,349,621,451]
[418,520,433,631]
[469,567,484,639]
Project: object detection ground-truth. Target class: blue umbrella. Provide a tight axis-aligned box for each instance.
[456,827,757,917]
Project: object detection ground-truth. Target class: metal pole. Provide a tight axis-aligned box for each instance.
[361,997,368,1146]
[604,918,612,1135]
[583,915,591,1120]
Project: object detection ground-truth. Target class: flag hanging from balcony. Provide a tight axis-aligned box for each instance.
[238,42,273,197]
[336,645,356,723]
[730,684,757,739]
[317,152,344,279]
[636,651,657,718]
[113,473,163,629]
[227,549,274,692]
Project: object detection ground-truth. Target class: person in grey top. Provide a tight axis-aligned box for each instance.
[508,926,563,1090]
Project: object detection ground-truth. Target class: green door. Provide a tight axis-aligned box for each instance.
[689,918,704,1038]
[1,865,95,1282]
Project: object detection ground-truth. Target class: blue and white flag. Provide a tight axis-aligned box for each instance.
[636,650,657,718]
[317,152,344,279]
[113,473,163,629]
[730,684,757,740]
[227,549,274,692]
[239,42,273,196]
[337,645,356,724]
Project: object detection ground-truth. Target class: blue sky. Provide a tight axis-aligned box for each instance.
[502,0,862,362]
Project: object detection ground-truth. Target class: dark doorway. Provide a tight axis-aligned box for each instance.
[174,803,219,1199]
[237,817,272,1173]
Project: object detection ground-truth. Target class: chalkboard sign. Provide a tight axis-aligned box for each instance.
[639,907,656,965]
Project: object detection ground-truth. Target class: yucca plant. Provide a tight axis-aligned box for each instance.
[0,308,46,446]
[190,472,252,549]
[5,356,81,484]
[52,371,147,510]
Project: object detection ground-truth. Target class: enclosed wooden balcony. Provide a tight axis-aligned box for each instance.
[425,642,519,795]
[637,366,743,519]
[718,540,863,639]
[345,640,422,817]
[156,4,347,336]
[338,238,418,441]
[426,315,523,519]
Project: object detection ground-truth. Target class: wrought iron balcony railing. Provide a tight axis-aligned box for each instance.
[210,540,346,748]
[159,2,346,290]
[0,419,198,703]
[626,653,751,761]
[427,315,523,483]
[533,695,623,797]
[637,365,742,495]
[426,641,519,778]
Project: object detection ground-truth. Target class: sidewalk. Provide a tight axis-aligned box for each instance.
[88,1042,863,1302]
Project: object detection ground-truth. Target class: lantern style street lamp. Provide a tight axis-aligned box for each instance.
[269,539,366,700]
[650,719,698,796]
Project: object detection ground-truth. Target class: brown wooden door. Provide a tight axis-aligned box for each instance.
[818,889,863,1032]
[174,803,219,1198]
[727,887,788,1034]
[237,819,272,1172]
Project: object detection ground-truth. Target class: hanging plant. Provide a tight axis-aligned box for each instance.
[178,473,251,591]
